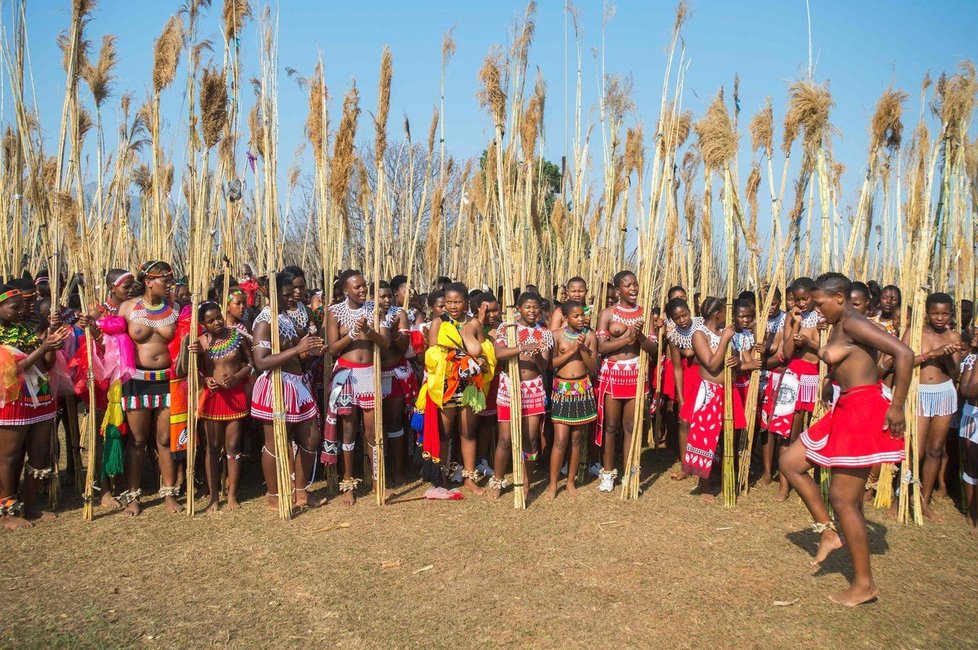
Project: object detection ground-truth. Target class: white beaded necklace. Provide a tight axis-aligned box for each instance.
[800,310,821,329]
[329,300,373,332]
[667,316,703,349]
[287,303,310,330]
[732,329,755,352]
[253,307,299,342]
[696,322,722,351]
[766,311,786,334]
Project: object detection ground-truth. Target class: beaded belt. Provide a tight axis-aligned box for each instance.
[132,368,172,382]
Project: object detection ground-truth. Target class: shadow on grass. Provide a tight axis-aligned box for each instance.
[785,519,891,580]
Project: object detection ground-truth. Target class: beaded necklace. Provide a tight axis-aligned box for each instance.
[329,300,372,333]
[230,320,253,342]
[207,328,243,360]
[562,327,585,343]
[517,322,554,351]
[129,298,178,329]
[0,321,41,353]
[800,310,820,329]
[667,316,703,349]
[253,307,299,342]
[871,314,898,337]
[766,311,786,334]
[100,300,120,317]
[962,353,976,372]
[612,303,644,327]
[287,303,311,330]
[696,322,722,351]
[732,328,756,352]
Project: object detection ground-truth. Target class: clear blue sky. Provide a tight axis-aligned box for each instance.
[6,0,978,230]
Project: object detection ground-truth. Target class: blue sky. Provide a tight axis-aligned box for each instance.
[5,0,977,231]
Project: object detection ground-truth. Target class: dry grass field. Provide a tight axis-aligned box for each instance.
[4,449,977,649]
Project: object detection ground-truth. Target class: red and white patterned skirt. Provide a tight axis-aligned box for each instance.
[250,371,318,423]
[497,373,546,422]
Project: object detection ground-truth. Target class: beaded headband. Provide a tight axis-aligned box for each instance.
[34,276,49,286]
[112,272,134,287]
[0,289,22,304]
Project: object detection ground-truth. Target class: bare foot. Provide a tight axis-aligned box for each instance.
[544,484,558,501]
[812,529,844,565]
[226,496,241,511]
[934,486,948,500]
[25,510,57,522]
[774,485,790,502]
[164,495,182,514]
[266,494,279,511]
[295,489,323,508]
[970,526,978,538]
[863,488,875,503]
[671,471,690,482]
[921,502,944,522]
[340,490,356,506]
[486,487,501,501]
[882,504,898,520]
[1,515,32,529]
[204,500,220,515]
[463,478,484,496]
[565,482,579,497]
[757,473,773,487]
[828,583,879,607]
[123,500,141,517]
[101,492,122,509]
[699,492,716,504]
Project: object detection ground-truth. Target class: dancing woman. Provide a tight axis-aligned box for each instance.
[779,273,911,607]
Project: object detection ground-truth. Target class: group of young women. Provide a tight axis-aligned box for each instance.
[1,261,976,606]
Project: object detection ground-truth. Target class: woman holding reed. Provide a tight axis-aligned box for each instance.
[116,261,182,516]
[773,277,823,501]
[0,285,69,528]
[680,297,754,501]
[323,270,390,505]
[593,271,658,493]
[251,270,325,510]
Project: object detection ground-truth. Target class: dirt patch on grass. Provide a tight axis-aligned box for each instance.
[4,449,977,648]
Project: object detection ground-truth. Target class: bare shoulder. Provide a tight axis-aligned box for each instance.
[117,297,139,317]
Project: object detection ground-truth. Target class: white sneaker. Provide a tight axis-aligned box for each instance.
[476,458,494,478]
[588,462,601,477]
[598,469,617,493]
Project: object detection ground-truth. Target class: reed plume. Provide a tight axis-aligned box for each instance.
[200,67,228,149]
[153,15,184,93]
[478,50,507,129]
[223,0,251,41]
[305,62,328,162]
[83,35,116,107]
[695,91,737,170]
[330,83,361,207]
[749,97,773,158]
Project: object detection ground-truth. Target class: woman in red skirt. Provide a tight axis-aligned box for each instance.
[0,285,69,528]
[185,302,253,513]
[780,272,912,607]
[774,277,823,501]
